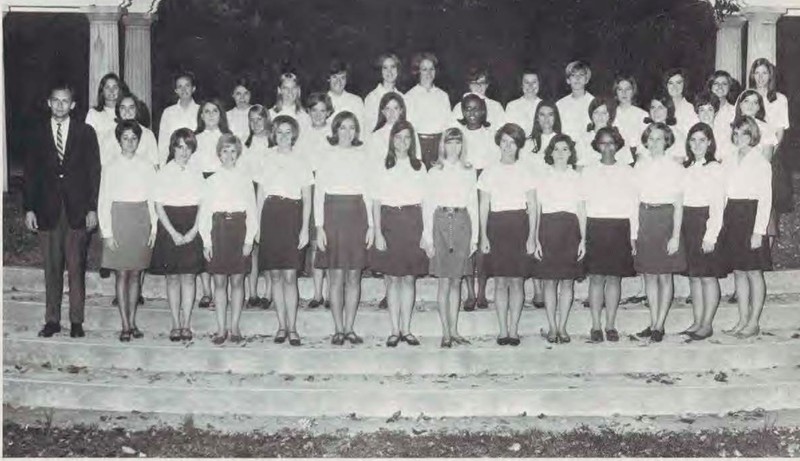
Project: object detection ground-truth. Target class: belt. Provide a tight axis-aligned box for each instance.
[383,204,420,210]
[266,195,299,202]
[438,206,466,213]
[641,202,673,209]
[216,211,244,220]
[418,133,441,139]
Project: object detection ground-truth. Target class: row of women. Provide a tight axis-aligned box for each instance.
[88,54,788,347]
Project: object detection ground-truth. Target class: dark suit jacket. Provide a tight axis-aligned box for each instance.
[23,117,101,231]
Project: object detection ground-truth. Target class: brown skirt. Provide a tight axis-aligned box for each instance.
[430,207,474,278]
[634,203,687,274]
[258,196,304,271]
[207,212,251,275]
[681,206,728,278]
[102,201,153,271]
[149,205,204,275]
[370,205,429,276]
[483,209,533,278]
[719,199,772,272]
[315,194,369,270]
[533,211,584,280]
[585,217,635,277]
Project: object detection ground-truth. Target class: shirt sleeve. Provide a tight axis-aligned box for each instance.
[628,169,640,240]
[421,170,436,243]
[467,174,479,248]
[198,176,213,249]
[98,166,113,238]
[775,94,790,130]
[244,178,258,244]
[703,166,725,244]
[753,161,772,235]
[313,161,327,227]
[146,168,158,237]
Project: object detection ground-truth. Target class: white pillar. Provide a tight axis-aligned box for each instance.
[123,13,153,109]
[715,14,746,82]
[1,10,8,192]
[85,7,120,109]
[745,9,785,74]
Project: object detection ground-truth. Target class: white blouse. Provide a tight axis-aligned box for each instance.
[504,96,541,137]
[673,98,699,136]
[580,162,638,237]
[294,124,331,173]
[313,144,373,226]
[190,129,224,173]
[477,161,536,212]
[152,160,205,207]
[723,147,772,236]
[633,154,686,205]
[98,125,159,167]
[423,161,479,246]
[614,104,648,151]
[683,161,725,244]
[576,129,635,167]
[556,92,594,140]
[762,91,790,131]
[519,134,554,177]
[329,91,366,129]
[405,84,452,134]
[98,154,157,239]
[461,126,499,170]
[198,166,258,248]
[372,160,427,207]
[268,106,312,138]
[536,166,583,215]
[226,106,252,142]
[85,107,117,140]
[254,147,314,200]
[237,136,271,181]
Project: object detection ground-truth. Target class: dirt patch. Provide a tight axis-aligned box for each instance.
[3,421,798,457]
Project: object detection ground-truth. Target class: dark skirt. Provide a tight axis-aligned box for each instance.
[259,196,304,271]
[533,211,584,280]
[315,194,368,270]
[483,209,532,278]
[430,207,474,278]
[149,205,204,275]
[370,205,429,276]
[634,203,687,274]
[719,199,772,272]
[585,217,635,277]
[681,206,728,278]
[207,212,251,275]
[102,201,153,271]
[418,133,442,170]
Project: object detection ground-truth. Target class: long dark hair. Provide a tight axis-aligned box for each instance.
[244,104,271,148]
[114,94,151,128]
[94,73,129,112]
[683,122,718,167]
[748,58,777,103]
[643,93,677,126]
[385,120,422,170]
[529,100,562,153]
[195,99,232,135]
[734,89,766,122]
[373,92,407,132]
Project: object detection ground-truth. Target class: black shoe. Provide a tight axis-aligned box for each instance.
[137,296,145,306]
[70,323,85,338]
[476,298,489,309]
[463,298,476,312]
[246,296,261,308]
[38,322,61,338]
[496,336,510,346]
[533,301,545,309]
[111,296,118,306]
[507,336,521,346]
[260,297,272,309]
[727,293,738,304]
[636,327,653,338]
[324,299,331,309]
[99,268,111,279]
[651,329,665,342]
[378,297,388,310]
[590,329,604,343]
[307,297,324,309]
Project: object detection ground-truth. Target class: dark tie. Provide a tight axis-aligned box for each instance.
[56,123,64,162]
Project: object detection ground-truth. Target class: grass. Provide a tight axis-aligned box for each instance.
[3,422,799,457]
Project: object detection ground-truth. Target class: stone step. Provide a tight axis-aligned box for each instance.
[4,326,799,376]
[5,265,800,302]
[4,363,798,417]
[5,293,800,338]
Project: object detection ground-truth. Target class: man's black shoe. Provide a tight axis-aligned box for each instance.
[38,322,61,337]
[70,323,85,338]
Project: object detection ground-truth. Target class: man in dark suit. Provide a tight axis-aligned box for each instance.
[23,82,101,338]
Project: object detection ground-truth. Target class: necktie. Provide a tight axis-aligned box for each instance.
[56,123,64,162]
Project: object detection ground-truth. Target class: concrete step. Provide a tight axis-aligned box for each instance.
[5,265,800,302]
[4,363,798,417]
[5,292,800,338]
[4,326,799,376]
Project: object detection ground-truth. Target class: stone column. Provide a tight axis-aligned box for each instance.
[745,9,785,74]
[123,13,153,109]
[715,14,746,82]
[85,7,120,109]
[1,9,7,192]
